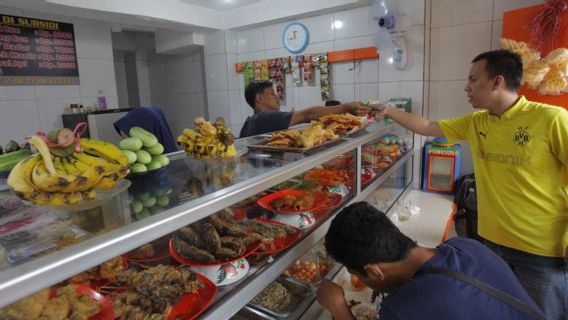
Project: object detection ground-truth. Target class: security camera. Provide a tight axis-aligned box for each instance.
[376,14,412,35]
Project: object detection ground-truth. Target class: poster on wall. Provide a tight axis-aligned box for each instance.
[0,14,79,86]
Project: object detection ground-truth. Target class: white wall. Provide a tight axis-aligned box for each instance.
[0,6,119,146]
[427,0,542,175]
[148,50,208,138]
[113,51,129,108]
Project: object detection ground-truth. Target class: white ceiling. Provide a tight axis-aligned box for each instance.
[0,0,371,32]
[176,0,265,11]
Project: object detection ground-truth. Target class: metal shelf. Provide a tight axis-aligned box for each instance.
[0,122,401,307]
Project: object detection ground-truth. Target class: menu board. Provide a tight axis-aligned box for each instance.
[0,14,79,86]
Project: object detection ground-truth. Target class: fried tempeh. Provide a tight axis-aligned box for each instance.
[177,226,206,249]
[210,214,247,237]
[173,235,216,263]
[214,247,238,261]
[193,222,221,252]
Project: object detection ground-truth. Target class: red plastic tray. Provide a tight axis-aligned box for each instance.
[256,189,327,214]
[50,284,114,320]
[169,237,261,267]
[125,235,171,266]
[312,192,342,213]
[250,219,301,255]
[166,273,217,320]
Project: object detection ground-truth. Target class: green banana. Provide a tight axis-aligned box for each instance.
[81,138,129,167]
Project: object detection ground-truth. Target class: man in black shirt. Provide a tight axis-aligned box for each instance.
[239,80,370,137]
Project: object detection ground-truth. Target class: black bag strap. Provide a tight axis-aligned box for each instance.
[422,268,544,320]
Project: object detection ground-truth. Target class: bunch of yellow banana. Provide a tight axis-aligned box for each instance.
[177,117,237,159]
[7,135,129,206]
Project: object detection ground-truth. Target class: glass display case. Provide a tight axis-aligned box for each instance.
[0,119,414,319]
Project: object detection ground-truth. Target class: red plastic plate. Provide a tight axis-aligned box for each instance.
[256,189,327,214]
[249,219,301,255]
[124,235,171,266]
[312,192,342,213]
[166,273,218,320]
[50,284,115,320]
[169,237,261,267]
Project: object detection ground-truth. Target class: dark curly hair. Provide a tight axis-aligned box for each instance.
[472,50,523,92]
[325,202,417,275]
[244,80,273,110]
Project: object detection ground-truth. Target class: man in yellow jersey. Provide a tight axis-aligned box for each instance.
[377,50,568,319]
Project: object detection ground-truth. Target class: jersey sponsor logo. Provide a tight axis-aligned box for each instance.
[478,149,531,166]
[479,131,487,139]
[513,126,530,146]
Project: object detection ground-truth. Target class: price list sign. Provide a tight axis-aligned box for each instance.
[0,14,79,86]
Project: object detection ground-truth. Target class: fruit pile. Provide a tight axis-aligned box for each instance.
[118,127,170,174]
[7,128,129,206]
[177,117,237,159]
[0,140,32,174]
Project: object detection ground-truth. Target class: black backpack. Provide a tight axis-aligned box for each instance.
[453,173,482,241]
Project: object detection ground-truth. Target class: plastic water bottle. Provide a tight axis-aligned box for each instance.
[97,90,107,110]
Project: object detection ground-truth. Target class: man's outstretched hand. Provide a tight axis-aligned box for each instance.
[342,101,371,116]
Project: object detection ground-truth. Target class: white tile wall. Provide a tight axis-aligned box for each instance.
[379,81,424,115]
[207,91,231,122]
[74,20,114,60]
[332,84,356,102]
[431,0,493,28]
[236,28,265,54]
[355,60,379,84]
[334,35,376,51]
[229,90,244,127]
[491,20,503,50]
[225,30,238,54]
[303,15,335,43]
[263,22,288,50]
[428,80,470,120]
[378,26,425,82]
[0,87,36,101]
[331,61,356,84]
[78,59,118,98]
[0,100,41,145]
[333,7,377,39]
[304,41,334,55]
[355,83,379,102]
[430,22,492,81]
[204,54,229,91]
[204,30,226,56]
[148,51,208,136]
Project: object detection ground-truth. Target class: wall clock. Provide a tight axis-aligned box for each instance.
[282,22,309,54]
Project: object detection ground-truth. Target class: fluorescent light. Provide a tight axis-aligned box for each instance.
[388,57,394,64]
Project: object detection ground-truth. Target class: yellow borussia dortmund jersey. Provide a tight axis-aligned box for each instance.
[439,96,568,257]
